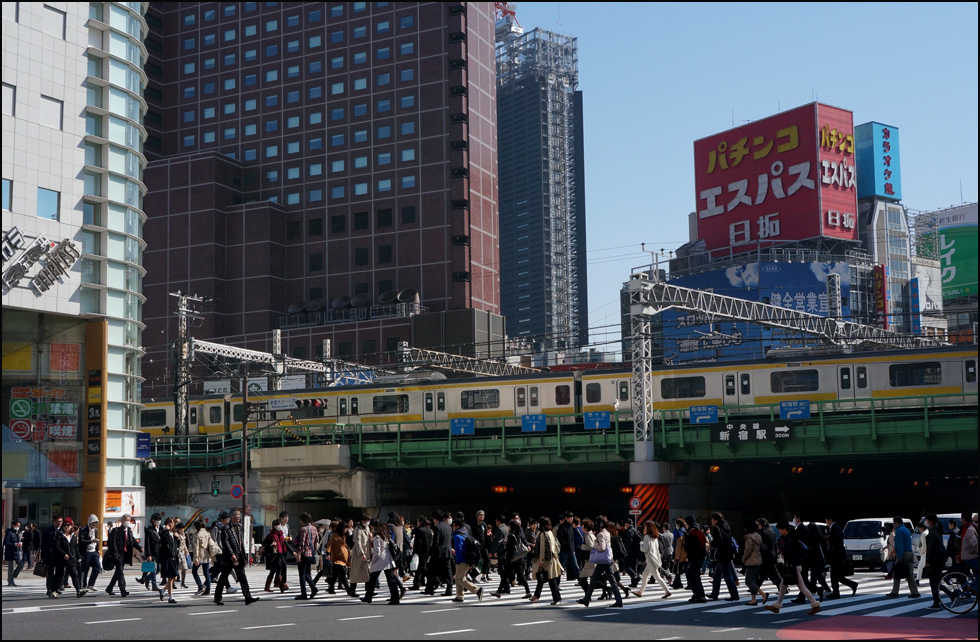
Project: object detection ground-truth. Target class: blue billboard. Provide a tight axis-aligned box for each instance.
[855,122,901,201]
[662,262,851,362]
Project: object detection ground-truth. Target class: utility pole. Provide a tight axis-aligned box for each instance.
[171,291,204,436]
[241,361,249,516]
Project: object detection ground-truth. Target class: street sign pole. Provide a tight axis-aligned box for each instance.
[241,362,248,516]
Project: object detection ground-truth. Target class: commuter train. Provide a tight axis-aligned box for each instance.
[140,346,977,437]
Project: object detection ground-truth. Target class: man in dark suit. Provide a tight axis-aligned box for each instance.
[106,514,143,597]
[424,510,454,596]
[824,516,859,599]
[214,509,259,606]
[41,514,63,597]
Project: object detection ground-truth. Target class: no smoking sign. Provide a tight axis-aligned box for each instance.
[10,419,31,440]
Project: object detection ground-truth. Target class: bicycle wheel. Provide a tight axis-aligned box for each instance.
[938,571,976,615]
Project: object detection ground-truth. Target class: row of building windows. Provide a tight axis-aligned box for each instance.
[183,121,416,155]
[181,93,415,122]
[183,58,418,89]
[285,206,418,239]
[181,16,413,48]
[308,243,395,271]
[181,3,413,28]
[247,176,418,205]
[1,179,60,221]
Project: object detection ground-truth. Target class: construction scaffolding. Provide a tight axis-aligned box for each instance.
[496,19,584,353]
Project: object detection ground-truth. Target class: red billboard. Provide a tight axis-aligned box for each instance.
[694,103,858,256]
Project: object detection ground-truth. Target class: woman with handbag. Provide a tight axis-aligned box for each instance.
[578,518,596,593]
[491,519,531,599]
[158,517,179,603]
[633,521,673,599]
[191,520,213,595]
[361,519,401,604]
[264,518,289,593]
[327,520,351,595]
[174,523,190,589]
[577,515,623,608]
[607,524,633,599]
[529,516,563,605]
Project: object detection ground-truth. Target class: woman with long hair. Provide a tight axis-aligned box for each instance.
[633,521,672,598]
[578,518,596,593]
[490,519,531,599]
[264,518,288,593]
[362,519,403,604]
[529,516,563,605]
[742,519,768,606]
[327,519,351,595]
[578,516,623,608]
[191,519,212,596]
[158,517,179,603]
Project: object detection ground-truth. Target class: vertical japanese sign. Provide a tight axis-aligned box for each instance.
[874,265,890,330]
[855,122,902,201]
[933,205,978,299]
[909,278,921,334]
[693,103,858,256]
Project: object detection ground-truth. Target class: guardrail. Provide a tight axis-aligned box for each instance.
[148,393,978,469]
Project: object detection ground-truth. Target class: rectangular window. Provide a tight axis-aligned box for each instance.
[839,367,851,391]
[354,247,369,265]
[353,104,367,117]
[37,187,60,220]
[331,107,345,121]
[204,8,216,21]
[310,8,322,21]
[331,186,345,198]
[287,90,300,103]
[330,5,343,17]
[287,116,300,128]
[223,127,235,139]
[309,35,322,48]
[245,99,257,111]
[378,244,392,263]
[856,366,868,389]
[353,1,367,11]
[42,5,66,39]
[1,178,11,211]
[310,137,323,150]
[331,56,344,69]
[184,37,196,50]
[889,362,943,387]
[286,65,300,78]
[266,170,277,182]
[183,134,195,147]
[266,119,278,132]
[353,129,368,143]
[331,82,344,95]
[400,16,414,29]
[377,179,392,192]
[245,74,257,86]
[400,175,416,188]
[309,86,323,99]
[287,167,300,179]
[377,209,392,227]
[400,148,415,162]
[245,24,257,37]
[770,370,820,393]
[400,41,414,55]
[661,376,706,399]
[331,30,344,43]
[354,78,368,91]
[224,53,236,66]
[309,112,323,125]
[966,360,977,384]
[224,102,236,114]
[377,20,390,33]
[266,19,278,32]
[372,393,409,415]
[377,47,390,60]
[244,48,257,61]
[309,253,322,272]
[377,73,390,86]
[265,94,278,106]
[184,62,196,74]
[286,14,299,27]
[353,26,366,38]
[354,156,368,169]
[286,40,300,53]
[310,163,323,176]
[203,34,215,46]
[37,95,62,130]
[331,134,345,147]
[377,152,391,165]
[353,52,367,65]
[331,160,344,173]
[399,69,414,82]
[224,78,236,90]
[378,125,391,138]
[183,86,196,99]
[401,121,415,135]
[401,206,416,224]
[585,383,602,403]
[619,381,630,402]
[203,131,215,143]
[354,212,369,230]
[266,145,278,158]
[377,99,392,112]
[265,69,278,82]
[461,390,500,410]
[400,95,415,108]
[243,149,256,160]
[331,215,346,233]
[266,44,278,57]
[354,182,368,196]
[224,29,236,41]
[286,192,300,205]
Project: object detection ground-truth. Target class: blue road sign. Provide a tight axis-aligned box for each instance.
[690,405,719,424]
[230,484,243,499]
[521,414,547,433]
[584,411,611,430]
[451,418,475,435]
[780,400,810,420]
[136,432,151,459]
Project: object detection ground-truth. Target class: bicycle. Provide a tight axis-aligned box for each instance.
[938,566,977,615]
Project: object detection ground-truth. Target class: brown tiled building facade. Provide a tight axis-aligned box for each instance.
[140,2,500,397]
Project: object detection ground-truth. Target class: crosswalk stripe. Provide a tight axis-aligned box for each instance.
[866,600,934,617]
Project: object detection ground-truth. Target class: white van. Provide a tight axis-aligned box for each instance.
[842,517,916,571]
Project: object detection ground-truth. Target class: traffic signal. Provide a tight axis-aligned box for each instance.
[211,480,220,497]
[295,398,327,409]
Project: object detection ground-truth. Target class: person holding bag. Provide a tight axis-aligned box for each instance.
[191,519,213,596]
[264,518,289,593]
[529,516,562,605]
[295,513,319,600]
[633,521,672,599]
[885,516,921,599]
[577,515,623,608]
[490,519,531,599]
[105,514,141,597]
[764,521,820,615]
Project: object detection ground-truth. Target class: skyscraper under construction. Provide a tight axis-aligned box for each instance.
[495,11,588,359]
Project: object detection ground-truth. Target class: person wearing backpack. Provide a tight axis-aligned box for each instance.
[529,516,563,604]
[451,513,484,602]
[764,520,820,615]
[707,512,739,601]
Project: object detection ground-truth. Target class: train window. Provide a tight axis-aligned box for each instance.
[725,375,736,396]
[339,398,347,415]
[529,387,539,407]
[661,376,706,399]
[373,394,409,414]
[889,362,942,387]
[770,370,820,393]
[425,393,433,412]
[839,368,851,390]
[516,388,526,407]
[857,367,868,389]
[619,381,629,402]
[437,392,446,411]
[967,360,977,384]
[190,407,198,424]
[351,397,359,415]
[740,373,751,395]
[461,389,500,410]
[233,404,243,422]
[555,385,571,406]
[209,406,222,424]
[586,383,602,403]
[141,409,167,427]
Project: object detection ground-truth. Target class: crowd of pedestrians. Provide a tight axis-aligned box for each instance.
[4,508,977,615]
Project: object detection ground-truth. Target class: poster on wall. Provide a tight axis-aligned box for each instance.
[104,488,144,519]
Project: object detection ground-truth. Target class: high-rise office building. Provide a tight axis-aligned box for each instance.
[2,2,147,530]
[139,2,502,399]
[495,16,588,356]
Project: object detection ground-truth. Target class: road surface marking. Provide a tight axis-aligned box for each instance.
[584,613,620,618]
[711,628,744,633]
[513,620,553,626]
[425,630,476,636]
[337,615,385,621]
[421,608,456,613]
[242,624,296,630]
[189,610,237,616]
[85,618,142,625]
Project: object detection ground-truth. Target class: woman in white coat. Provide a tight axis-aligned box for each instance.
[361,519,403,604]
[633,521,672,598]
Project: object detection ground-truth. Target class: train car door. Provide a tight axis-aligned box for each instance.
[837,365,856,401]
[423,391,436,428]
[965,358,977,394]
[722,371,754,407]
[515,386,528,416]
[189,406,199,432]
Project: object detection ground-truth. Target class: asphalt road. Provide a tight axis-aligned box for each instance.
[2,567,976,639]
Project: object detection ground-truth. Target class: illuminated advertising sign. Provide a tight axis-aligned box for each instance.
[693,103,858,256]
[855,122,902,201]
[873,265,890,330]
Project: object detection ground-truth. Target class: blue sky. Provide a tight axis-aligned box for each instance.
[507,2,979,351]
